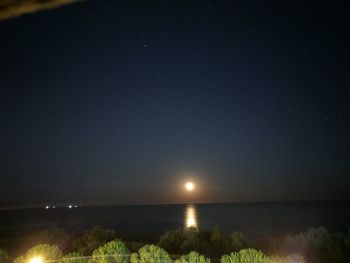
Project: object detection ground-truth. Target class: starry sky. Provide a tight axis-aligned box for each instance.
[0,0,349,207]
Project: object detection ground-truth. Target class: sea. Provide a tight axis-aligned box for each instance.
[1,201,349,243]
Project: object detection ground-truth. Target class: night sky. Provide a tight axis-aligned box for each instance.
[0,0,349,207]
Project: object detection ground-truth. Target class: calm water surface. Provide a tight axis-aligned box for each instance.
[0,202,349,241]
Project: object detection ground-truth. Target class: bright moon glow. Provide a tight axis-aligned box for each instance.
[185,182,194,191]
[29,257,43,263]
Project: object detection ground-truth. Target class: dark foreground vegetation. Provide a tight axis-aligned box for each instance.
[1,225,349,263]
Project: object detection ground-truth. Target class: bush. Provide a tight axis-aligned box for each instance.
[159,228,210,255]
[228,232,251,252]
[174,251,210,263]
[159,229,184,253]
[284,226,344,263]
[72,226,116,255]
[131,244,172,263]
[88,240,129,263]
[59,252,87,263]
[210,226,230,254]
[180,228,208,254]
[220,249,272,263]
[14,244,63,263]
[0,248,8,263]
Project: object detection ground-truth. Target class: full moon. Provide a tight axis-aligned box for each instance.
[185,182,194,191]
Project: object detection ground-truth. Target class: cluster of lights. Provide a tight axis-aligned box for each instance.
[45,204,79,209]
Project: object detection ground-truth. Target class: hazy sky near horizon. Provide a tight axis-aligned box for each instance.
[0,0,349,207]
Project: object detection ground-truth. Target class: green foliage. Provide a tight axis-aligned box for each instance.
[130,253,138,263]
[210,226,222,244]
[0,248,8,263]
[72,226,116,255]
[180,228,208,254]
[220,249,272,263]
[88,240,129,263]
[59,252,87,263]
[159,227,210,255]
[131,244,172,263]
[210,226,229,253]
[159,226,254,257]
[174,251,210,263]
[14,244,63,263]
[284,226,344,263]
[228,231,251,252]
[5,225,349,263]
[158,226,349,262]
[159,229,184,253]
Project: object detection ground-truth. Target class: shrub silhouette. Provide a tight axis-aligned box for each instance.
[159,229,184,253]
[159,227,210,255]
[0,248,8,263]
[210,226,230,254]
[159,226,252,256]
[228,231,251,252]
[220,249,272,263]
[174,251,210,263]
[72,226,116,255]
[88,240,129,263]
[5,225,349,263]
[180,228,208,254]
[58,252,87,263]
[130,244,172,263]
[14,244,63,263]
[284,226,344,263]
